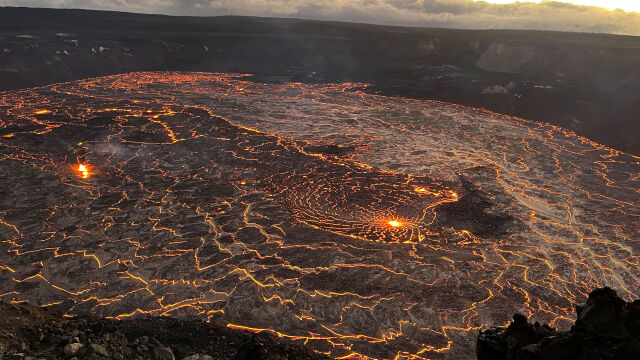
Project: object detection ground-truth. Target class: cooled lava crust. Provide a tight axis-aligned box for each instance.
[0,72,639,359]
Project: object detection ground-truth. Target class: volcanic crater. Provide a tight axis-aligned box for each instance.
[0,72,639,359]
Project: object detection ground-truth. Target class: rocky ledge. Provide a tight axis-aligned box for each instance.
[0,301,329,360]
[477,287,640,360]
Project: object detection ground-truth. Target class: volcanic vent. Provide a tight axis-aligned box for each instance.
[0,72,638,359]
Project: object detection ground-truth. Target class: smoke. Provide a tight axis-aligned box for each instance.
[1,0,640,35]
[93,141,131,159]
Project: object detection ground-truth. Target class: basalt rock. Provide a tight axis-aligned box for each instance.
[0,301,329,360]
[477,287,640,360]
[476,313,555,360]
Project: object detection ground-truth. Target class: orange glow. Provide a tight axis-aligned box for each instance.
[76,164,90,179]
[475,1,640,13]
[387,220,402,228]
[3,72,638,360]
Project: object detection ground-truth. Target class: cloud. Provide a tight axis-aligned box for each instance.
[1,0,639,35]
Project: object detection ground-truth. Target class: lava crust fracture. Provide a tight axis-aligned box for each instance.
[0,72,639,359]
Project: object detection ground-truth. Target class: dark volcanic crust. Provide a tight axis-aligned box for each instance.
[0,72,639,360]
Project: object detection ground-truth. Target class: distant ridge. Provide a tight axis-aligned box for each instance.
[1,6,639,38]
[1,6,639,155]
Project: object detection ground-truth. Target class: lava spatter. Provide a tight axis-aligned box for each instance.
[0,72,638,360]
[387,220,402,228]
[75,163,90,178]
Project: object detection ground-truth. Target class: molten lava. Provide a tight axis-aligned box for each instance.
[76,164,90,179]
[0,72,638,360]
[387,220,402,228]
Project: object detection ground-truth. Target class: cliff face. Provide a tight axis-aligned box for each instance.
[477,287,640,360]
[1,7,640,155]
[475,43,535,74]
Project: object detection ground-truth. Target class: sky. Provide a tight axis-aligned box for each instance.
[1,0,640,36]
[479,1,640,12]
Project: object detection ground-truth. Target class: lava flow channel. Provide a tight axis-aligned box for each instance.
[0,72,639,360]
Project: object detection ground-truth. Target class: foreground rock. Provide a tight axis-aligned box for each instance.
[477,287,640,360]
[0,301,328,360]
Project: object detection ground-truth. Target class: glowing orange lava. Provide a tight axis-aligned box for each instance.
[34,109,51,115]
[76,164,90,179]
[2,72,639,360]
[387,220,402,228]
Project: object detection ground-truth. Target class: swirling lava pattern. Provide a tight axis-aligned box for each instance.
[0,72,639,360]
[267,162,459,243]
